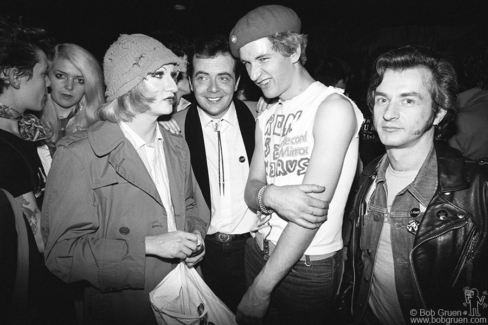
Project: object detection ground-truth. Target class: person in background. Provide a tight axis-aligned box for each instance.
[0,17,76,324]
[150,30,192,113]
[339,45,488,324]
[41,43,104,153]
[230,5,363,324]
[313,56,350,91]
[36,43,104,177]
[42,34,208,325]
[0,19,48,253]
[447,35,488,161]
[172,33,257,313]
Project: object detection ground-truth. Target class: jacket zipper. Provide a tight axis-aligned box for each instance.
[451,227,480,286]
[410,220,468,313]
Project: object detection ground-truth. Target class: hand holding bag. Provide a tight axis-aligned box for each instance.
[149,262,237,325]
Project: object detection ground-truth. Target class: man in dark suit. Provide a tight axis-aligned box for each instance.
[173,34,257,313]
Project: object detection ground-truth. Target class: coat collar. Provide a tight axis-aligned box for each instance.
[87,120,186,217]
[434,142,470,192]
[88,120,125,157]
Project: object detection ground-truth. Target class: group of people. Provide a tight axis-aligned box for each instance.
[0,4,487,325]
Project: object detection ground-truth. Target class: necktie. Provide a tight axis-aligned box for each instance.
[213,119,225,195]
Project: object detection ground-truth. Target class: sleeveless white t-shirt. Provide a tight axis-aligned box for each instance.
[257,82,364,255]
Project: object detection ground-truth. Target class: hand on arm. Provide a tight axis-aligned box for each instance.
[16,192,44,253]
[244,125,329,229]
[238,95,358,324]
[262,184,329,228]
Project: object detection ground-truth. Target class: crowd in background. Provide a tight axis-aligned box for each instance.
[1,4,487,325]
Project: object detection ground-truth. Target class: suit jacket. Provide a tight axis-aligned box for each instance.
[173,98,256,221]
[42,120,208,325]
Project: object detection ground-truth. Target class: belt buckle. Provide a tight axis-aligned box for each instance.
[217,233,231,242]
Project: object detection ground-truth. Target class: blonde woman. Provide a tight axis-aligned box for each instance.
[41,43,104,154]
[42,34,207,324]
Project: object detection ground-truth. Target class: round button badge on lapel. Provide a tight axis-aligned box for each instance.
[119,227,130,235]
[410,208,420,218]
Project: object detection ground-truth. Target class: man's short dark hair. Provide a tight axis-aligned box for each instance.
[0,17,53,94]
[188,33,242,79]
[313,56,350,87]
[367,45,458,141]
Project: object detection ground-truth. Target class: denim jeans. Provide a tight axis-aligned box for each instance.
[201,234,249,313]
[244,237,342,325]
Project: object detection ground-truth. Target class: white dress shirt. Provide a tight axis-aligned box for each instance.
[120,122,176,231]
[198,103,256,235]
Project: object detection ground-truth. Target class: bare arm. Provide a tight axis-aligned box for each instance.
[244,124,328,229]
[238,94,358,323]
[16,192,44,253]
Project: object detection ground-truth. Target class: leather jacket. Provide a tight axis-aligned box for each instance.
[339,142,488,323]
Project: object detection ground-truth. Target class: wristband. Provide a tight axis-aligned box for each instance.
[257,184,274,215]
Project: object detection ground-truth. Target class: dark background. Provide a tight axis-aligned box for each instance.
[2,0,487,95]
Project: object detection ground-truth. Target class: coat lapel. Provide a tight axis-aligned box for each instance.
[185,103,211,208]
[160,124,186,230]
[89,121,164,208]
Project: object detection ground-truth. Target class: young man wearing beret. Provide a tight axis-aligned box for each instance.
[229,5,363,324]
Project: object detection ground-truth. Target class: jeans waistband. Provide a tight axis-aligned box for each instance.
[206,232,251,243]
[254,232,337,262]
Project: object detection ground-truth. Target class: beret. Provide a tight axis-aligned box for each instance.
[229,5,301,58]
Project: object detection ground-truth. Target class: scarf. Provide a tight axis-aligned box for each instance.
[0,103,46,141]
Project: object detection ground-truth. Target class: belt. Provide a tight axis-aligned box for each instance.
[254,232,337,262]
[206,232,251,243]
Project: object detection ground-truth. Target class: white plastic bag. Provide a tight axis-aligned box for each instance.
[150,263,237,325]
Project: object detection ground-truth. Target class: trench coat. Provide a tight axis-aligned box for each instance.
[42,120,209,325]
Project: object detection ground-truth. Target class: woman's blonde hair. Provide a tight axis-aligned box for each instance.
[42,43,104,146]
[98,75,157,123]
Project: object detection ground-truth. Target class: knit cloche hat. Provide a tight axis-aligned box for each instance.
[104,34,182,102]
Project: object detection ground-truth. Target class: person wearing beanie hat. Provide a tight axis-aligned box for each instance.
[43,34,208,325]
[231,5,364,325]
